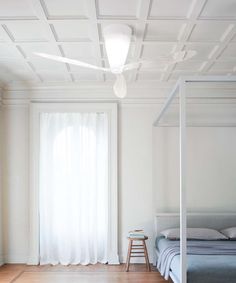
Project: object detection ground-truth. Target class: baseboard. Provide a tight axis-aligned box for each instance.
[3,254,153,265]
[4,254,27,264]
[27,254,39,265]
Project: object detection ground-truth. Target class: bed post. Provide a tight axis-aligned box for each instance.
[179,78,187,283]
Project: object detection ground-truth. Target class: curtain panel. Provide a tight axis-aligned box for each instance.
[39,112,108,265]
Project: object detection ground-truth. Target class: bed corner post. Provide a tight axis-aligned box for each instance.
[180,78,187,283]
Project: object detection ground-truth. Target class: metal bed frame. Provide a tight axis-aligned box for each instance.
[153,76,236,283]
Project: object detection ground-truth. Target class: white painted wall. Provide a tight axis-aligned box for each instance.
[119,105,158,262]
[1,102,159,264]
[2,99,236,265]
[153,127,236,212]
[2,105,29,263]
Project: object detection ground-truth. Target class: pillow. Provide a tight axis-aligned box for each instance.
[221,227,236,239]
[160,228,228,240]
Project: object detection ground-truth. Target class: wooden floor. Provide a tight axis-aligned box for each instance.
[0,264,172,283]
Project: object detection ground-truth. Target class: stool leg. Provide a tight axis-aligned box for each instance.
[126,240,132,272]
[143,240,151,271]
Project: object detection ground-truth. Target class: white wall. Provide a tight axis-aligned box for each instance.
[153,127,236,212]
[2,99,236,264]
[119,105,158,262]
[1,102,159,264]
[2,105,29,263]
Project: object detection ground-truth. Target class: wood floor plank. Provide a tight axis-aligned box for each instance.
[14,272,169,283]
[0,265,24,283]
[0,264,172,283]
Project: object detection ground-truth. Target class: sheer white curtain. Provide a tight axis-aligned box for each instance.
[39,112,108,265]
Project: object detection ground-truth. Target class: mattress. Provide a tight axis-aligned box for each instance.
[156,236,236,283]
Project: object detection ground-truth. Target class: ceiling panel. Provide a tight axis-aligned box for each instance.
[0,45,23,59]
[219,43,236,58]
[140,61,167,71]
[0,34,4,42]
[0,0,37,19]
[145,21,186,41]
[51,20,93,42]
[231,34,236,42]
[141,43,176,59]
[72,70,101,81]
[19,43,61,58]
[137,71,162,81]
[149,0,194,19]
[0,0,236,87]
[169,71,198,81]
[41,0,88,19]
[37,71,71,82]
[30,57,68,71]
[96,0,141,19]
[174,60,205,71]
[61,43,97,59]
[183,43,216,60]
[208,61,236,72]
[3,21,48,42]
[206,70,233,75]
[188,22,231,42]
[200,0,236,20]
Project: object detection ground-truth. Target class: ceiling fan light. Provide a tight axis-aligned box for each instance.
[103,24,132,72]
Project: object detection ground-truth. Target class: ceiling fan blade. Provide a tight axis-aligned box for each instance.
[34,52,111,72]
[168,50,198,66]
[113,74,127,98]
[123,55,180,71]
[124,60,168,71]
[123,50,197,71]
[123,60,151,71]
[172,50,197,62]
[183,50,197,60]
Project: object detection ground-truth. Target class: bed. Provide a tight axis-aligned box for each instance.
[154,213,236,283]
[153,76,236,283]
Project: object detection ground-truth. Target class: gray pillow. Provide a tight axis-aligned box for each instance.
[221,227,236,239]
[160,228,228,240]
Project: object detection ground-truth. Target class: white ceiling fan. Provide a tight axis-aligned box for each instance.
[34,24,197,98]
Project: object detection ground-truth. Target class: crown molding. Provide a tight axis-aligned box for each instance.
[2,96,236,107]
[3,89,236,102]
[3,80,236,90]
[1,80,236,105]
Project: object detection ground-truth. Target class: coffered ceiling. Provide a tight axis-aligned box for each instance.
[0,0,236,88]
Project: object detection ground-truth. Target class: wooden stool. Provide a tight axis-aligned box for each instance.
[125,236,151,272]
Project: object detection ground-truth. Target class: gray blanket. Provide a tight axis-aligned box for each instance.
[157,241,236,280]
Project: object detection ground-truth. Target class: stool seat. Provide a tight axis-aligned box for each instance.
[128,236,148,240]
[125,236,151,272]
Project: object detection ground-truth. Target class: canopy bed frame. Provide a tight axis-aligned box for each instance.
[153,76,236,283]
